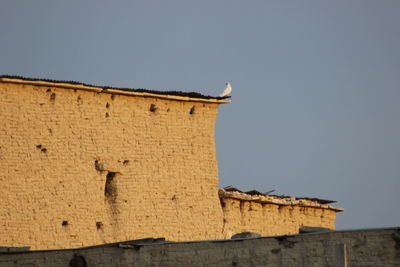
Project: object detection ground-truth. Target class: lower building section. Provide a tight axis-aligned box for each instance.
[219,188,343,238]
[0,228,398,267]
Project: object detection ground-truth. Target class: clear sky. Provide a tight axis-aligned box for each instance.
[1,1,399,230]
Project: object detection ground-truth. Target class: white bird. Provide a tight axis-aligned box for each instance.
[219,82,232,97]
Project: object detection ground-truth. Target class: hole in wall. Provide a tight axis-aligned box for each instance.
[105,112,109,118]
[106,102,110,109]
[190,106,195,115]
[123,160,129,165]
[96,222,103,229]
[36,144,47,153]
[69,255,87,267]
[271,248,281,254]
[105,172,117,202]
[46,89,52,93]
[62,220,69,226]
[149,104,157,112]
[111,95,115,100]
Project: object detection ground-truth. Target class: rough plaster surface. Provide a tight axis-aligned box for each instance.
[0,80,340,250]
[0,228,399,267]
[0,82,223,249]
[221,198,338,238]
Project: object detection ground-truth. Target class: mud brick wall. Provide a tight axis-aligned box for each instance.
[0,81,224,249]
[221,197,338,238]
[0,78,343,251]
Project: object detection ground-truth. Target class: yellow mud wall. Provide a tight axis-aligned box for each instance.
[0,82,224,250]
[221,198,337,238]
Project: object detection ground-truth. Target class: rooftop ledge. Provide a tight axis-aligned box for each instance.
[219,189,344,212]
[0,75,231,104]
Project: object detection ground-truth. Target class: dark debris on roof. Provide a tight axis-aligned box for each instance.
[0,75,231,100]
[222,186,337,204]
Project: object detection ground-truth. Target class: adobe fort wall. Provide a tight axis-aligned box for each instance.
[0,77,343,251]
[0,79,224,250]
[220,189,341,238]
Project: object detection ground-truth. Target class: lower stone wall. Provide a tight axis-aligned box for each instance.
[1,228,399,267]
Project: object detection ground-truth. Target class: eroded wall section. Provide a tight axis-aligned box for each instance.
[220,190,340,238]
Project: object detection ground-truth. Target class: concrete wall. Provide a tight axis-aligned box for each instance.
[221,197,338,238]
[0,81,224,249]
[1,228,399,267]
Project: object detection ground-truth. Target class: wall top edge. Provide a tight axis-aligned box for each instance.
[219,189,344,212]
[0,76,231,104]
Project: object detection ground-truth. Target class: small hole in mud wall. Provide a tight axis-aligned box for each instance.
[123,160,129,165]
[46,89,52,93]
[105,172,117,201]
[149,104,157,112]
[105,112,109,118]
[36,144,47,153]
[190,106,195,115]
[96,221,103,229]
[50,93,56,103]
[111,94,115,100]
[106,102,110,109]
[69,255,87,267]
[62,220,69,226]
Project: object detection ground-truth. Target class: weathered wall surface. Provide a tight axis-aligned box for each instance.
[0,78,344,251]
[1,228,399,267]
[0,82,224,249]
[221,197,338,238]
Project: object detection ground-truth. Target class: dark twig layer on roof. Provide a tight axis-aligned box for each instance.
[222,186,337,205]
[0,75,231,100]
[219,189,344,211]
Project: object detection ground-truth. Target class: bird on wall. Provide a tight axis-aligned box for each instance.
[219,82,232,97]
